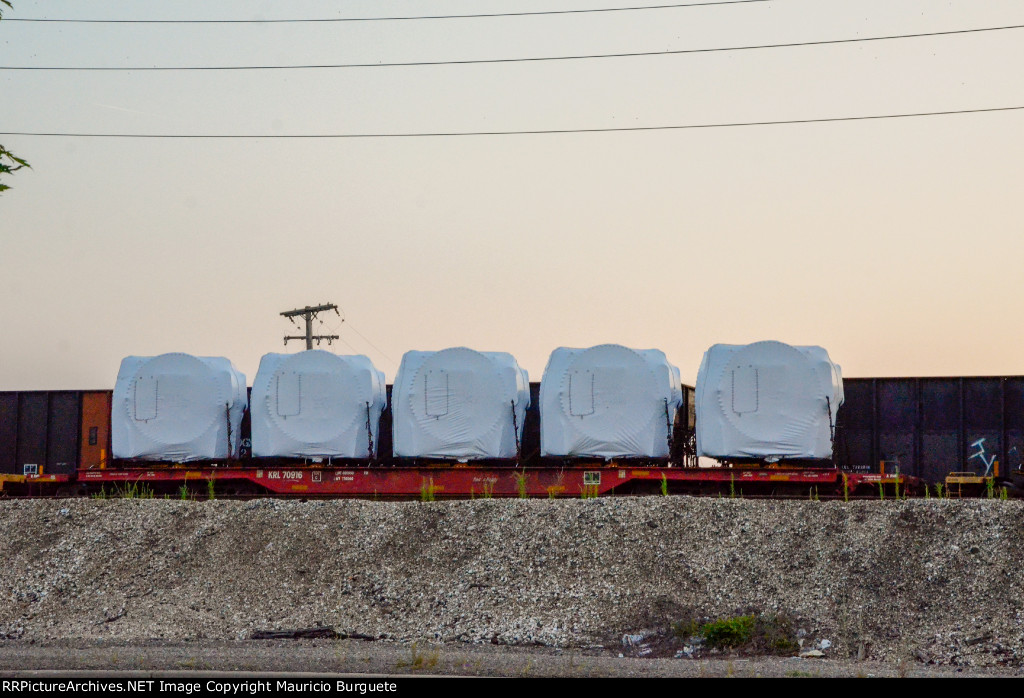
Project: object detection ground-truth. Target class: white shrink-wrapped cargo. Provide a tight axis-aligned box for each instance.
[112,353,247,461]
[392,348,530,460]
[540,345,683,459]
[696,341,843,461]
[250,351,386,458]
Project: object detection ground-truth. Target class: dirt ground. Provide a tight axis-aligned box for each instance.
[0,639,1020,678]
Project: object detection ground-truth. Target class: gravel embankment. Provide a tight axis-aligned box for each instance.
[1,497,1022,667]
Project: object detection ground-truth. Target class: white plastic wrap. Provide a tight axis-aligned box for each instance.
[695,341,844,461]
[392,348,530,460]
[540,345,683,459]
[112,353,247,461]
[250,351,386,458]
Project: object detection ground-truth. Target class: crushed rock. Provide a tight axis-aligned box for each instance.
[1,497,1022,667]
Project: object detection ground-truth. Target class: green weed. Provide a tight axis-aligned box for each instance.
[679,613,798,655]
[701,615,755,649]
[515,472,528,499]
[660,473,668,496]
[117,480,155,499]
[420,478,436,502]
[207,478,216,501]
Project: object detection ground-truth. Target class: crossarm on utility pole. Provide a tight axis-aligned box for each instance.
[280,303,342,350]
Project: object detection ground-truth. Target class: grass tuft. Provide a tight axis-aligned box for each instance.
[675,613,799,656]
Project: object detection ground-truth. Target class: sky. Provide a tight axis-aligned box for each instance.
[1,0,1023,390]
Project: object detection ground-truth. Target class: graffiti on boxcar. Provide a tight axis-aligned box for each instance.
[969,438,997,475]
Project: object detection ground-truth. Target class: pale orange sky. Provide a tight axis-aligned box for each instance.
[1,0,1023,389]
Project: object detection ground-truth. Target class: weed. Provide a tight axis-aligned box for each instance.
[987,478,995,499]
[515,472,528,499]
[1000,486,1010,501]
[672,617,701,640]
[878,482,885,501]
[117,481,155,499]
[680,613,798,656]
[756,614,799,655]
[481,482,494,499]
[579,484,599,499]
[179,484,191,501]
[91,485,107,500]
[397,642,439,670]
[786,670,817,678]
[660,473,668,496]
[701,615,755,649]
[729,474,736,499]
[207,478,216,501]
[935,483,944,499]
[420,478,436,502]
[924,485,930,500]
[842,475,850,502]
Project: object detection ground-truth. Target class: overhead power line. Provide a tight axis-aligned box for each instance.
[2,106,1022,139]
[3,1,769,23]
[3,24,1021,71]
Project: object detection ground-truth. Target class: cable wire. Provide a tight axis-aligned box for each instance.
[346,323,397,365]
[4,24,1021,71]
[2,106,1022,139]
[3,1,770,23]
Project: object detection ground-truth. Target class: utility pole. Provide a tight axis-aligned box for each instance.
[281,303,341,350]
